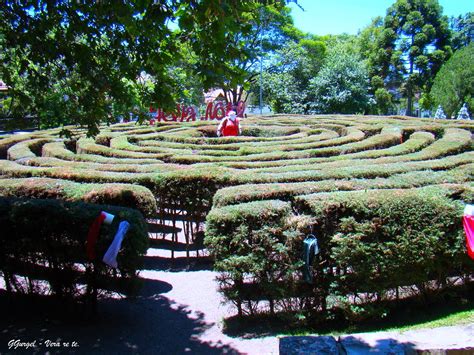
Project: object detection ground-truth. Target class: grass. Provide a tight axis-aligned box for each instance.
[386,308,474,332]
[317,294,474,336]
[222,285,474,338]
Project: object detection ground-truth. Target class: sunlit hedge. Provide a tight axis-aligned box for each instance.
[206,185,473,318]
[0,114,472,320]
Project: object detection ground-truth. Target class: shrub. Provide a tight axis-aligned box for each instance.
[213,164,473,207]
[0,198,149,305]
[294,186,474,319]
[77,138,165,159]
[0,134,45,159]
[7,138,55,161]
[205,200,315,315]
[0,177,157,217]
[42,141,160,165]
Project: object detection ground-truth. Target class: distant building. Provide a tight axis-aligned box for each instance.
[204,87,248,105]
[204,89,227,104]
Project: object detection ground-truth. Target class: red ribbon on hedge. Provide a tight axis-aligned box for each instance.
[86,212,107,261]
[463,205,474,260]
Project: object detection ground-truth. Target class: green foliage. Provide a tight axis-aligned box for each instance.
[205,200,313,314]
[0,1,283,134]
[0,197,148,300]
[207,184,474,321]
[374,88,394,115]
[450,12,474,50]
[358,17,384,78]
[0,177,157,217]
[212,165,473,207]
[264,35,327,114]
[259,34,369,114]
[180,3,294,106]
[296,186,473,318]
[309,46,373,114]
[430,43,474,118]
[375,0,452,115]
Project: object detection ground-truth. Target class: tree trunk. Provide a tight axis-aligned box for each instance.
[243,91,249,103]
[406,90,413,116]
[237,86,245,103]
[223,87,229,105]
[406,35,415,116]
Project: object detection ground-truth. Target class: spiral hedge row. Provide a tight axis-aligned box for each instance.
[0,114,473,319]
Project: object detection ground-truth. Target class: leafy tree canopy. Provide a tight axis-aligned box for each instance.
[0,0,286,135]
[207,4,299,106]
[430,43,474,118]
[450,12,474,50]
[309,44,373,114]
[375,0,452,116]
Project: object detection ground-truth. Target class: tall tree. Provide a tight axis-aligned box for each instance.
[0,1,284,134]
[204,4,297,106]
[430,43,474,118]
[358,17,395,114]
[257,33,327,114]
[450,12,474,50]
[376,0,452,116]
[309,45,373,114]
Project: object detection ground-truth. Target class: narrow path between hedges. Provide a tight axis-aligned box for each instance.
[137,218,280,354]
[0,220,279,354]
[1,221,474,354]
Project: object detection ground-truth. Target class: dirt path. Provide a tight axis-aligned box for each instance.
[2,265,474,354]
[2,222,473,354]
[0,267,278,354]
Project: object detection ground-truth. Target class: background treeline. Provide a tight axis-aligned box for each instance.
[0,1,473,134]
[253,2,473,118]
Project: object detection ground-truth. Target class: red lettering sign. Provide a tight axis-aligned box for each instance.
[151,101,246,123]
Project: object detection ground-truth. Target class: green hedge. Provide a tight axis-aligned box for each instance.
[77,137,166,160]
[205,200,310,315]
[0,134,45,159]
[0,197,149,304]
[6,138,54,161]
[221,131,435,169]
[233,151,474,184]
[295,186,473,318]
[246,128,471,173]
[26,156,174,174]
[42,141,160,165]
[0,177,157,217]
[213,164,474,207]
[163,127,367,163]
[205,185,474,319]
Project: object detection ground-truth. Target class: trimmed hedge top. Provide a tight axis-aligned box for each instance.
[0,115,472,217]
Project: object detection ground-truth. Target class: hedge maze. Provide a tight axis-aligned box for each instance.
[0,115,473,320]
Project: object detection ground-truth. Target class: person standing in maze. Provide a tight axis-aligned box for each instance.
[217,110,241,137]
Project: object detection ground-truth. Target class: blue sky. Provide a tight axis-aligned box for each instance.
[288,0,474,36]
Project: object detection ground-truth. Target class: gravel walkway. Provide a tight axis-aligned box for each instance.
[2,265,474,354]
[1,239,473,354]
[0,266,278,354]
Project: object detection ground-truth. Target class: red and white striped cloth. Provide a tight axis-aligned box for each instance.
[86,211,115,261]
[463,204,474,260]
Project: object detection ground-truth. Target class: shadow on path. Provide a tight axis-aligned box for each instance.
[0,276,240,354]
[279,335,419,354]
[142,255,214,272]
